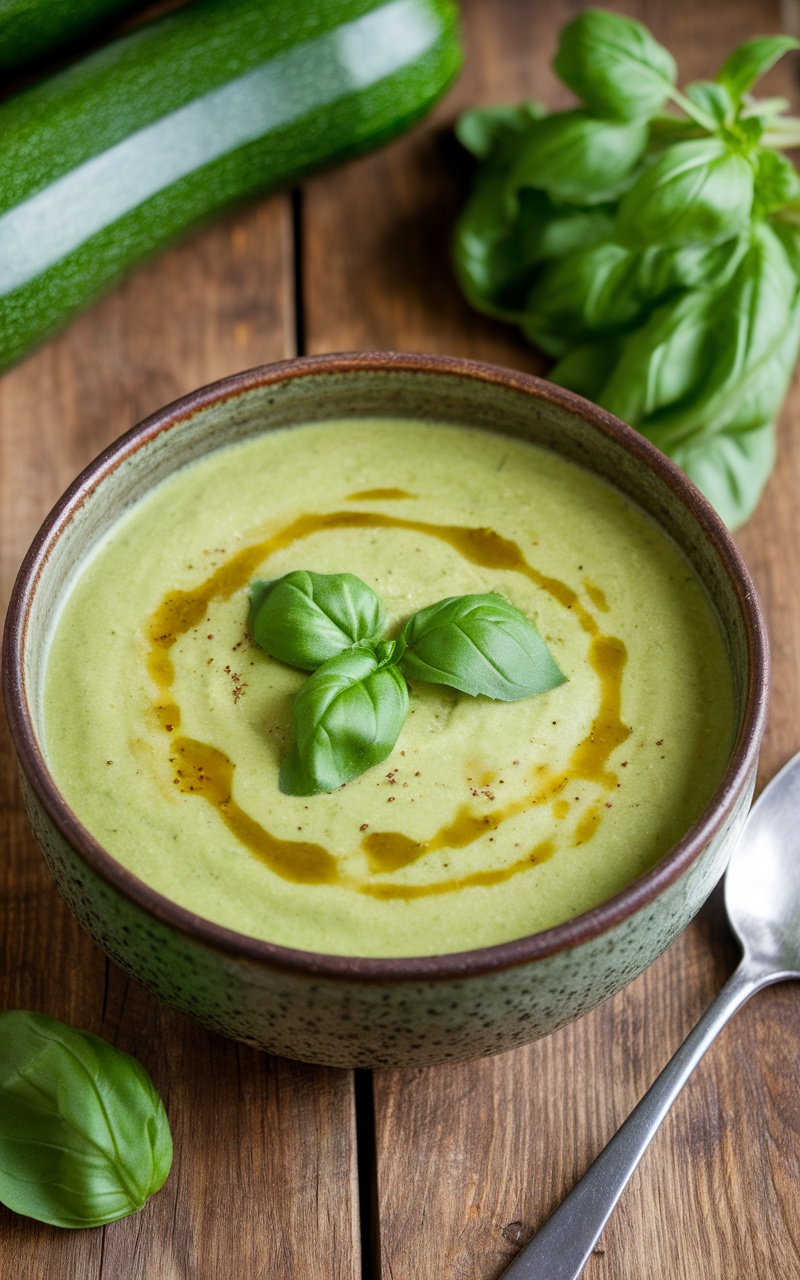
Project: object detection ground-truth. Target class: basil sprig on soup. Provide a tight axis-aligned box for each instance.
[248,570,567,795]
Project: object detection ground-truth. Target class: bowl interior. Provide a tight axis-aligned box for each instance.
[12,356,762,967]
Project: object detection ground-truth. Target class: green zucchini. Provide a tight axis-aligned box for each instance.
[0,1,143,74]
[0,0,462,371]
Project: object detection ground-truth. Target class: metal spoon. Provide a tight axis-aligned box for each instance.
[499,750,800,1280]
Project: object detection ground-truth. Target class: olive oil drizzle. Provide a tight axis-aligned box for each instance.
[145,509,629,897]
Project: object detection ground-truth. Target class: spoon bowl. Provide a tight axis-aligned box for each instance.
[725,752,800,976]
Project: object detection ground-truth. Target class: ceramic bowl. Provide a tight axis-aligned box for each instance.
[3,353,768,1068]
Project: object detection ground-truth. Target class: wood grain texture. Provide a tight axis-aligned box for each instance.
[300,0,800,1276]
[0,201,360,1280]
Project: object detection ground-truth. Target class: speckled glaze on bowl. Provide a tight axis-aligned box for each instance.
[3,353,768,1068]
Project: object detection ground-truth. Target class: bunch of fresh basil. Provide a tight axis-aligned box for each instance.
[453,9,800,527]
[0,1010,172,1228]
[249,570,566,795]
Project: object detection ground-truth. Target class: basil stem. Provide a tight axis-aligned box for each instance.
[0,1010,172,1229]
[249,570,385,671]
[398,593,566,701]
[280,647,409,796]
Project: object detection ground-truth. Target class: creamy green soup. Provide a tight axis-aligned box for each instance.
[43,420,735,957]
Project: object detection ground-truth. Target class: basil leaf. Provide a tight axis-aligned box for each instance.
[454,183,614,315]
[599,289,717,424]
[684,80,736,128]
[667,423,776,529]
[455,100,547,160]
[249,571,385,672]
[280,649,409,795]
[633,235,747,296]
[642,222,799,448]
[523,242,641,345]
[398,593,566,701]
[717,35,800,100]
[754,149,800,217]
[553,9,676,122]
[550,340,622,401]
[0,1010,172,1229]
[615,138,754,248]
[510,111,648,206]
[771,218,800,277]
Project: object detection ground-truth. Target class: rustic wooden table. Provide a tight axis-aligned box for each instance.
[2,1,800,1276]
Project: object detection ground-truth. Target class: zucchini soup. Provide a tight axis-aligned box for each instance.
[42,419,735,957]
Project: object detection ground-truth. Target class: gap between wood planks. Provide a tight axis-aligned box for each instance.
[293,188,380,1280]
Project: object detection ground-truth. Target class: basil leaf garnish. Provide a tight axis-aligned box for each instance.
[249,570,385,671]
[398,593,566,701]
[280,648,409,796]
[0,1010,172,1228]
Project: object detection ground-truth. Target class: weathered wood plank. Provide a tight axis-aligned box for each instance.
[301,0,800,1276]
[0,200,360,1280]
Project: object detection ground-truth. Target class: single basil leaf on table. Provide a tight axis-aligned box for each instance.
[553,9,677,121]
[509,111,648,206]
[0,1010,172,1229]
[615,138,755,249]
[280,648,409,796]
[716,35,800,100]
[249,570,385,672]
[455,100,547,160]
[398,593,566,701]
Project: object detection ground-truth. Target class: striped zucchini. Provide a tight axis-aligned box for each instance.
[0,0,142,73]
[0,0,462,370]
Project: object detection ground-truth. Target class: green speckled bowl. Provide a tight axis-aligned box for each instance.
[3,353,768,1067]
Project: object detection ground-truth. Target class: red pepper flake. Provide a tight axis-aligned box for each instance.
[621,761,628,767]
[414,771,421,777]
[512,760,519,766]
[207,634,214,640]
[106,760,113,766]
[387,796,395,802]
[656,739,664,746]
[359,823,369,831]
[605,802,613,809]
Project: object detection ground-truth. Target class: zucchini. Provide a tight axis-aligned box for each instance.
[0,1,143,74]
[0,0,462,371]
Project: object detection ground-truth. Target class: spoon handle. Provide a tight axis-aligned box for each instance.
[498,958,769,1280]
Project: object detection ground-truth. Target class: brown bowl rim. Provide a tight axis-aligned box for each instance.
[3,351,769,983]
